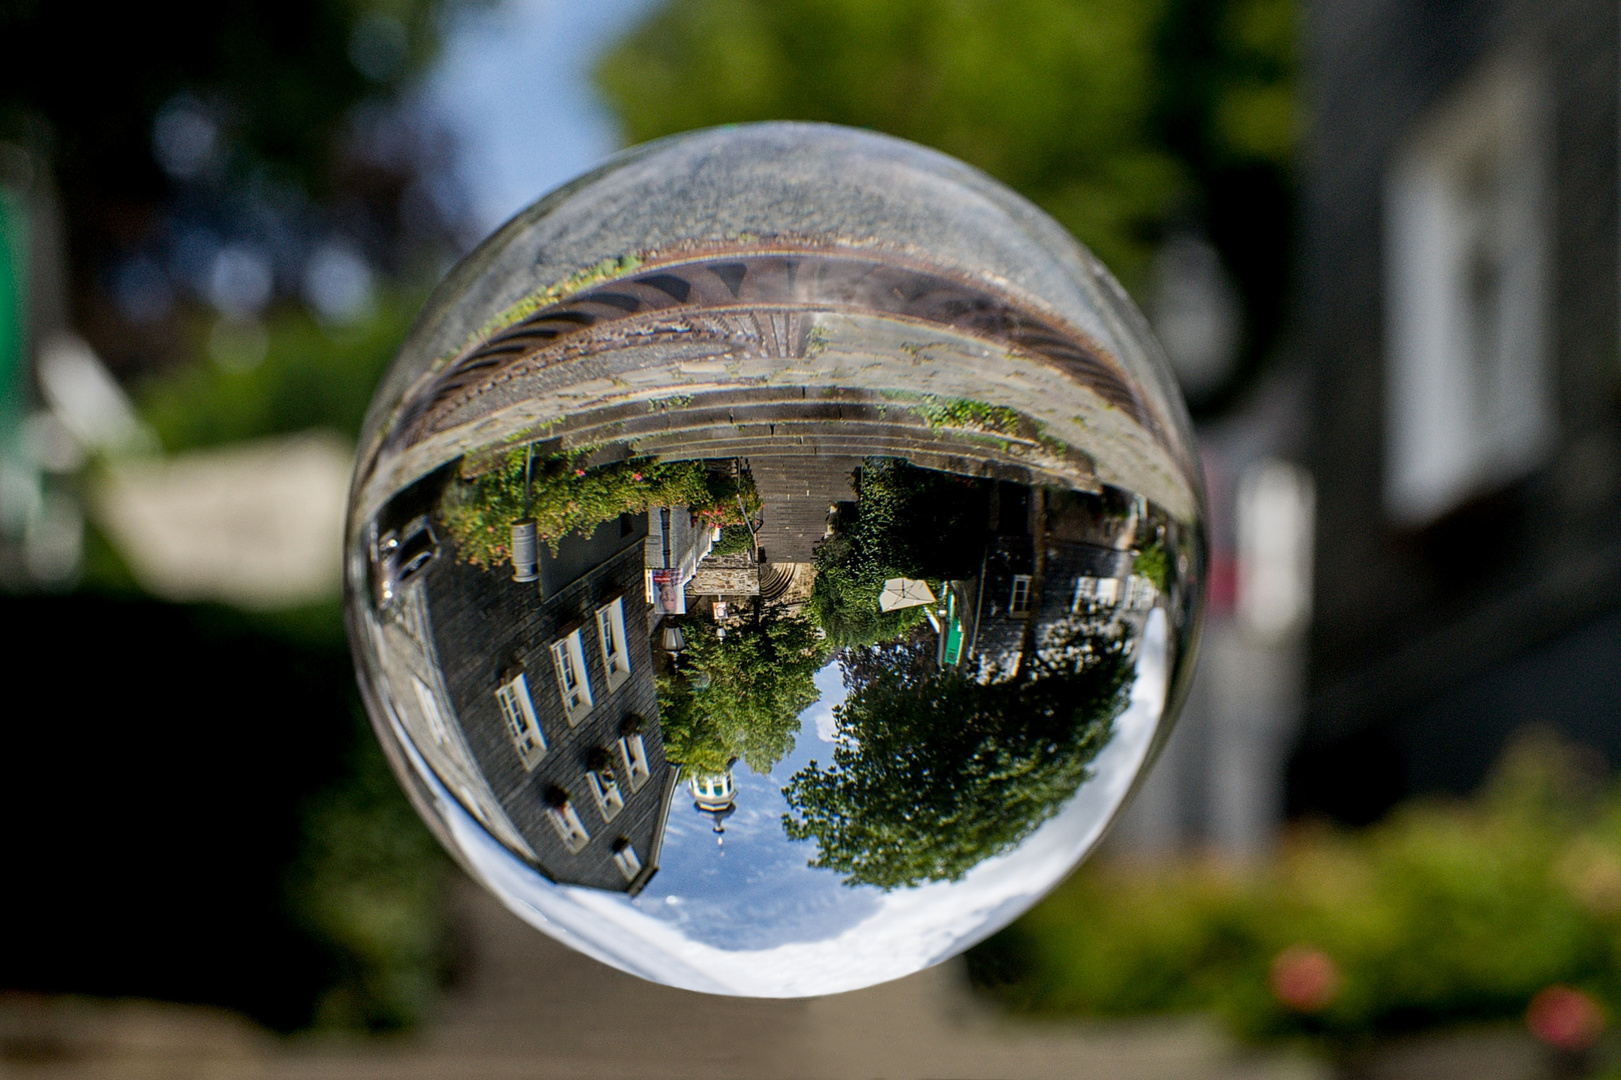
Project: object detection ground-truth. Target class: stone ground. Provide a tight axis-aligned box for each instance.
[0,879,1335,1080]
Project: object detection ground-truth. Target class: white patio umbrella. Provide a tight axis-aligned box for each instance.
[878,577,937,612]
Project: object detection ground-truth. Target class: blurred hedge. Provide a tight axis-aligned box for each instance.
[970,731,1621,1053]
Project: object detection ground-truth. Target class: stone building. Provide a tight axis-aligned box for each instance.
[1294,0,1621,817]
[420,506,677,894]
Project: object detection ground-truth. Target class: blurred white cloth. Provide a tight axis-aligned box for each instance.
[95,431,352,609]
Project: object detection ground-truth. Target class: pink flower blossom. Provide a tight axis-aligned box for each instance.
[1527,986,1605,1051]
[1268,945,1340,1013]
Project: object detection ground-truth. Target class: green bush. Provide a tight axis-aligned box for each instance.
[970,732,1621,1050]
[438,451,760,568]
[805,458,989,647]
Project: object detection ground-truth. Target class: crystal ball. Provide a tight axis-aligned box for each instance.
[345,122,1205,996]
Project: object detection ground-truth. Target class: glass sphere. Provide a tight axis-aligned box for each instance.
[345,123,1205,997]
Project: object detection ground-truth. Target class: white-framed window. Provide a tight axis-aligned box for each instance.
[1071,576,1097,612]
[494,672,547,770]
[595,596,632,692]
[1008,574,1032,616]
[617,732,651,792]
[586,763,625,822]
[411,674,450,746]
[1095,577,1121,605]
[546,792,591,853]
[550,629,594,725]
[611,838,642,882]
[1385,55,1552,524]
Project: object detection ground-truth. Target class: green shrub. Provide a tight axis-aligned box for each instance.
[438,451,760,568]
[971,732,1621,1050]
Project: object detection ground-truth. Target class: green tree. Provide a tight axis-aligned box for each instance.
[805,458,988,647]
[659,607,829,775]
[598,0,1178,286]
[783,627,1134,890]
[596,0,1298,397]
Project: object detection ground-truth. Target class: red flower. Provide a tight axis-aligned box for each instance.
[575,468,586,477]
[1527,986,1605,1051]
[1268,945,1340,1013]
[632,473,643,481]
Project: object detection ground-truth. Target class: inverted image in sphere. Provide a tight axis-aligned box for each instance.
[345,122,1205,997]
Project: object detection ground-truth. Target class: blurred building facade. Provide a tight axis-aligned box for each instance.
[1291,0,1621,819]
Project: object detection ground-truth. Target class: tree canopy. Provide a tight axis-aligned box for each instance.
[658,607,829,775]
[782,626,1135,890]
[596,0,1296,350]
[804,458,988,647]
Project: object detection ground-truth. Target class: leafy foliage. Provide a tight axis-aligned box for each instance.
[288,714,449,1031]
[139,291,423,451]
[438,452,759,568]
[783,627,1134,890]
[710,523,755,557]
[805,458,989,647]
[970,732,1621,1049]
[658,609,829,775]
[1133,541,1168,591]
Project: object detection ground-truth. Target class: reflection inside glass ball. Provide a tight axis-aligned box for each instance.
[346,123,1205,996]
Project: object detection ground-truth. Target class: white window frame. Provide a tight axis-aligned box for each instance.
[595,596,632,692]
[1385,55,1552,524]
[1008,574,1032,616]
[617,732,651,792]
[550,629,594,725]
[1096,577,1121,605]
[1071,576,1097,612]
[547,797,591,854]
[586,764,625,823]
[611,839,642,882]
[494,672,547,770]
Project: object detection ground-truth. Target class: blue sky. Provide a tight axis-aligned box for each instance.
[635,661,885,951]
[426,0,664,234]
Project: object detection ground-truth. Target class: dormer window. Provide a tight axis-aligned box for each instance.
[596,596,631,692]
[550,628,593,725]
[544,786,591,853]
[495,672,547,770]
[1385,56,1552,523]
[617,726,651,792]
[585,751,625,823]
[611,837,642,882]
[1008,575,1032,616]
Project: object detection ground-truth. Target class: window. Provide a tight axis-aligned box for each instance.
[1385,56,1551,524]
[1071,576,1097,612]
[545,790,591,853]
[1095,577,1120,606]
[550,629,593,725]
[595,596,631,692]
[586,762,625,823]
[611,838,642,881]
[495,672,547,770]
[617,732,651,792]
[411,674,450,745]
[1008,574,1032,616]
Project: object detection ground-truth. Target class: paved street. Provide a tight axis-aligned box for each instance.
[0,879,1325,1080]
